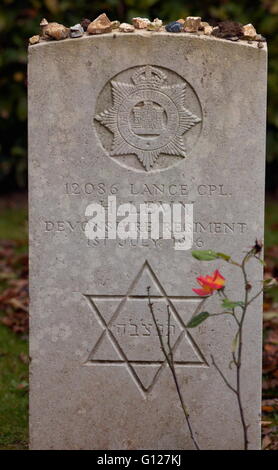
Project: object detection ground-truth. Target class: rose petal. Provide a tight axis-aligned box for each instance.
[192,288,211,296]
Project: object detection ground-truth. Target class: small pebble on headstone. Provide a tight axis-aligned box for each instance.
[29,35,40,45]
[184,16,202,33]
[212,20,244,39]
[111,20,120,29]
[87,13,112,35]
[199,21,213,36]
[147,18,163,31]
[80,18,91,31]
[70,24,84,38]
[132,17,150,29]
[119,23,135,33]
[242,23,257,40]
[165,21,182,33]
[44,22,69,40]
[40,18,48,38]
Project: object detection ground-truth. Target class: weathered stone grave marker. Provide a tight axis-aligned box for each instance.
[29,31,267,449]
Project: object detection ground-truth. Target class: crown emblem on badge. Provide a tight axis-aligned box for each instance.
[131,65,167,87]
[95,65,201,171]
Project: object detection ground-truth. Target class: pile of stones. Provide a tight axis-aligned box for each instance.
[29,13,266,46]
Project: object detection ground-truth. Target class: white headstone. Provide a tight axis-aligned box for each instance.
[29,31,267,449]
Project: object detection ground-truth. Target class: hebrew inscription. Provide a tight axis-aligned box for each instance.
[95,65,202,172]
[84,260,207,396]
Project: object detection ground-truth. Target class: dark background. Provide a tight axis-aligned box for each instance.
[0,0,278,194]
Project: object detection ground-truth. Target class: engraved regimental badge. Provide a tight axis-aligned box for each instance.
[95,65,202,172]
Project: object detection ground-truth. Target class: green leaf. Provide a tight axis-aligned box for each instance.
[191,250,218,261]
[216,252,231,261]
[256,257,266,266]
[221,298,244,310]
[192,250,232,261]
[187,312,210,328]
[263,278,277,288]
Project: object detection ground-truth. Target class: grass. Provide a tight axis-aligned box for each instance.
[0,325,28,450]
[0,208,27,241]
[0,204,28,450]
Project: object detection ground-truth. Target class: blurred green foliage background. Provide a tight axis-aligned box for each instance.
[0,0,278,192]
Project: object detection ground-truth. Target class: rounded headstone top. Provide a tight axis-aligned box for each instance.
[28,29,267,51]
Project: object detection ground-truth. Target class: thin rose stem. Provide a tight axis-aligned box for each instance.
[234,251,252,450]
[211,355,237,394]
[147,287,200,450]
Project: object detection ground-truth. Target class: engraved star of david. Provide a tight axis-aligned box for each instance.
[95,65,201,171]
[83,260,208,397]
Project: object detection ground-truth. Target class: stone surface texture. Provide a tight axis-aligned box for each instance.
[29,32,267,450]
